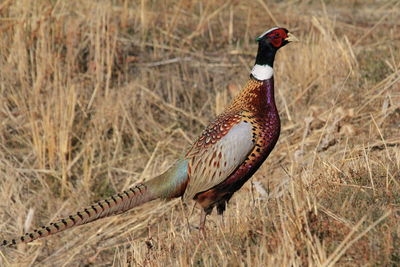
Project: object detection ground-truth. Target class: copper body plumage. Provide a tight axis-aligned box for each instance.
[1,27,295,247]
[188,78,280,215]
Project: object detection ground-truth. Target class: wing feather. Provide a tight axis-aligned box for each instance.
[183,121,254,200]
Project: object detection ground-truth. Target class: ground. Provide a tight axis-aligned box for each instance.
[0,0,399,266]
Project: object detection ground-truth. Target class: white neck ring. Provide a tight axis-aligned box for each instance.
[251,64,274,80]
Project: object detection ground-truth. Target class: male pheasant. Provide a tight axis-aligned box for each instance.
[1,27,297,247]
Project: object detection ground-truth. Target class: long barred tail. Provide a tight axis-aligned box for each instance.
[1,183,156,247]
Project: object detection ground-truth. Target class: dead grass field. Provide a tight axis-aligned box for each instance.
[0,0,399,266]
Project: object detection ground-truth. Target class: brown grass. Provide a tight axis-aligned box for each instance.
[0,0,399,266]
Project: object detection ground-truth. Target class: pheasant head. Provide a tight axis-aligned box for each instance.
[251,27,298,80]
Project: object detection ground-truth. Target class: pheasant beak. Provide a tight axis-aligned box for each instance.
[285,32,299,43]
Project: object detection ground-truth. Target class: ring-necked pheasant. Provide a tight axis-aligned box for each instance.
[1,27,297,247]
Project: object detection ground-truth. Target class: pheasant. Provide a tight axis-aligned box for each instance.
[1,27,297,247]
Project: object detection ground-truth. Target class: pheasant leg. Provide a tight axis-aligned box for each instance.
[199,209,207,238]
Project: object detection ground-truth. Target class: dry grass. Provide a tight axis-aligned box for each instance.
[0,0,399,266]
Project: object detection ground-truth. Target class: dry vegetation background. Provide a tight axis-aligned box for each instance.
[0,0,399,266]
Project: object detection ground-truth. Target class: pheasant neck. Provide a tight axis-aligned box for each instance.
[263,78,276,107]
[255,41,277,67]
[251,41,277,81]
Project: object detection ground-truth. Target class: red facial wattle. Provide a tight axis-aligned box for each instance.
[270,38,282,47]
[267,28,288,48]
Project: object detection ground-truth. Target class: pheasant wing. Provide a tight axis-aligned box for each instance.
[184,120,254,201]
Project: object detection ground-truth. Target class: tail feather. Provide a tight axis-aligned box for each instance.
[1,159,189,247]
[1,183,156,247]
